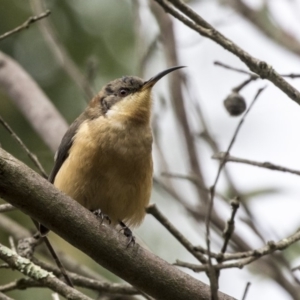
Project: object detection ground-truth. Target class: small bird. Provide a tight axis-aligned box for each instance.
[40,66,184,243]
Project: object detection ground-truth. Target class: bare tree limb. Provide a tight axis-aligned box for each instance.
[0,213,108,285]
[177,229,300,272]
[241,282,251,300]
[205,87,265,297]
[0,51,68,152]
[0,148,235,300]
[146,204,207,264]
[32,259,140,296]
[0,10,51,41]
[153,0,300,105]
[0,115,47,178]
[220,198,240,254]
[0,243,92,300]
[212,153,300,177]
[215,61,300,79]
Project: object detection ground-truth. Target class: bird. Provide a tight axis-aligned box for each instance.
[40,66,184,244]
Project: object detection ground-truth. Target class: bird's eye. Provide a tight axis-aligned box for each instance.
[118,89,129,97]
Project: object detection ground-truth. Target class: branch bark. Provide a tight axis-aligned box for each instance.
[0,244,92,300]
[0,147,235,300]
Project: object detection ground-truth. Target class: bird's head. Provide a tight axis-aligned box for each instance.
[87,66,185,123]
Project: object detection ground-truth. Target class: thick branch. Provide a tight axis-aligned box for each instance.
[0,51,68,151]
[0,148,235,300]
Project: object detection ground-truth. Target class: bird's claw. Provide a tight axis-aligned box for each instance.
[119,221,135,247]
[92,209,111,225]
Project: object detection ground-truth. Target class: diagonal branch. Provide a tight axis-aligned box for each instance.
[0,243,92,300]
[0,147,235,300]
[153,0,300,105]
[212,153,300,177]
[146,204,207,264]
[0,10,51,41]
[0,51,68,151]
[0,115,47,178]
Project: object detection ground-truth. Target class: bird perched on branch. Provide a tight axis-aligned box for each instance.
[40,66,184,244]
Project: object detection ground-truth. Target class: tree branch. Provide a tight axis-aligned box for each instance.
[153,0,300,105]
[0,51,68,151]
[0,243,91,300]
[212,153,300,177]
[0,10,51,41]
[146,204,207,264]
[0,148,235,300]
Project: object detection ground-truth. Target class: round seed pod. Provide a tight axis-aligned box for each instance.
[223,92,246,116]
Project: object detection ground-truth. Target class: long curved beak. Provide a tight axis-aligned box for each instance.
[142,66,186,90]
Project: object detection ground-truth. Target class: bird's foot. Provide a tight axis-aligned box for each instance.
[92,209,111,225]
[119,221,135,247]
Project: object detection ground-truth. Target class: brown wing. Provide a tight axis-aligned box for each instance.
[40,113,87,236]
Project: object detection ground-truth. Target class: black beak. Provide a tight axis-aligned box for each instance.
[143,66,186,89]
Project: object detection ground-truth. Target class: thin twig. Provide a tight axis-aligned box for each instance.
[177,228,300,272]
[206,86,266,248]
[146,204,207,264]
[185,68,268,251]
[31,219,74,287]
[215,61,300,80]
[241,282,251,300]
[32,258,139,295]
[0,118,69,282]
[0,214,107,284]
[232,76,257,93]
[281,73,300,78]
[31,258,166,300]
[214,61,255,76]
[0,10,51,41]
[206,87,266,296]
[0,279,41,293]
[183,67,270,255]
[220,198,240,254]
[0,115,47,178]
[212,153,300,177]
[161,172,230,202]
[161,172,209,191]
[0,243,92,300]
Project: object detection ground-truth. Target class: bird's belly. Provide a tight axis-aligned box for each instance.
[83,166,152,226]
[54,129,153,227]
